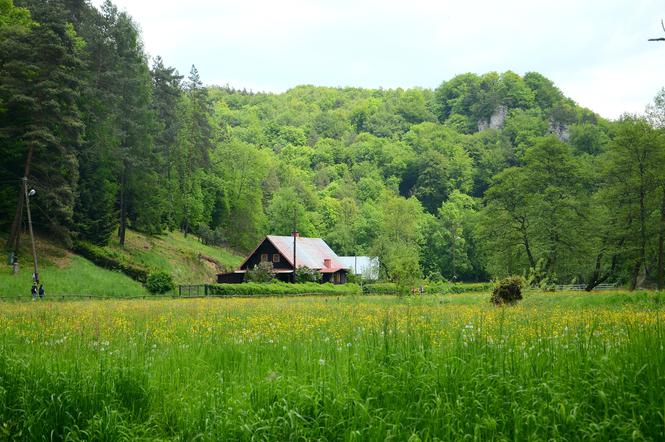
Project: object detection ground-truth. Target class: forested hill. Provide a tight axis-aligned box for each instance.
[2,0,664,289]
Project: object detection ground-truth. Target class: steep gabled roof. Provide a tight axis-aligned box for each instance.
[238,235,346,271]
[267,235,345,270]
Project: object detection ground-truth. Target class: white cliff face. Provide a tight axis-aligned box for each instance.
[477,105,508,132]
[549,120,570,142]
[489,105,508,129]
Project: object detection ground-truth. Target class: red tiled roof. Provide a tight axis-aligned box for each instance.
[319,267,346,273]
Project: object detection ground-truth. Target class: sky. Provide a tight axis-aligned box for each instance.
[91,0,665,119]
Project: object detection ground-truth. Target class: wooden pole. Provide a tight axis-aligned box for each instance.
[23,177,38,283]
[292,207,297,283]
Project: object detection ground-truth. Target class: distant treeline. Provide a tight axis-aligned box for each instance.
[1,0,664,289]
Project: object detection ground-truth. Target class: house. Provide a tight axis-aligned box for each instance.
[217,233,349,284]
[338,256,380,281]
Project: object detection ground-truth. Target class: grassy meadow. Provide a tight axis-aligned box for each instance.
[0,291,663,440]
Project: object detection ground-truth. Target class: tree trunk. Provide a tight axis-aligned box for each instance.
[585,253,604,291]
[523,233,536,269]
[584,252,618,291]
[450,224,456,281]
[658,183,665,290]
[630,260,641,291]
[118,162,127,247]
[635,163,647,289]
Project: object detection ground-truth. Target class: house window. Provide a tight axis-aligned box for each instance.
[261,253,269,262]
[272,254,280,263]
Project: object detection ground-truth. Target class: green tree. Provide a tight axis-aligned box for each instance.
[603,116,665,289]
[150,56,183,229]
[267,187,316,238]
[2,0,84,250]
[177,65,215,236]
[480,137,590,282]
[437,190,477,281]
[372,192,424,289]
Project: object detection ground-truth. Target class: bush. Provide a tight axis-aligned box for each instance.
[346,272,362,285]
[491,276,524,305]
[73,242,149,283]
[246,261,274,283]
[207,282,360,296]
[295,266,321,283]
[145,271,175,294]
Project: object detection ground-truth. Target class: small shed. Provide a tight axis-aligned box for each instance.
[338,256,380,280]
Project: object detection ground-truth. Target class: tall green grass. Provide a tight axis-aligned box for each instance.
[0,292,663,440]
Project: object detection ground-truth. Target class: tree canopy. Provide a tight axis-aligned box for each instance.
[2,0,664,289]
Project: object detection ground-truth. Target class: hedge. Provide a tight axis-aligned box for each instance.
[73,241,150,283]
[363,282,493,295]
[207,282,361,296]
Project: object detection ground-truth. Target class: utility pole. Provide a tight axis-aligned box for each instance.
[292,207,297,283]
[23,177,39,283]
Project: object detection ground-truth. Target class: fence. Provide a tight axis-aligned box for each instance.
[178,284,210,297]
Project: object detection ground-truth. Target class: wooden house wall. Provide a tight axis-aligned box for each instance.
[322,270,348,284]
[240,239,293,270]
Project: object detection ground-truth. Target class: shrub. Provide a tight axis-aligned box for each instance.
[207,282,360,296]
[145,271,175,294]
[346,272,362,285]
[295,266,321,283]
[491,276,524,305]
[526,259,557,291]
[246,261,274,283]
[73,242,149,283]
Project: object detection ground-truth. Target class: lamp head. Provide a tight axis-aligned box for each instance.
[28,189,36,197]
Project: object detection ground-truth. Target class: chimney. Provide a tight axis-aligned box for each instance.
[292,231,300,238]
[323,258,331,268]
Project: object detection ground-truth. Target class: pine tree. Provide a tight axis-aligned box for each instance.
[150,56,183,229]
[1,0,84,250]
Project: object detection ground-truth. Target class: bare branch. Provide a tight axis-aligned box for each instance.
[649,19,665,41]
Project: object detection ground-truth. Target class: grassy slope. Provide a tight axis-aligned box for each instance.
[0,235,146,298]
[103,229,243,284]
[0,230,244,298]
